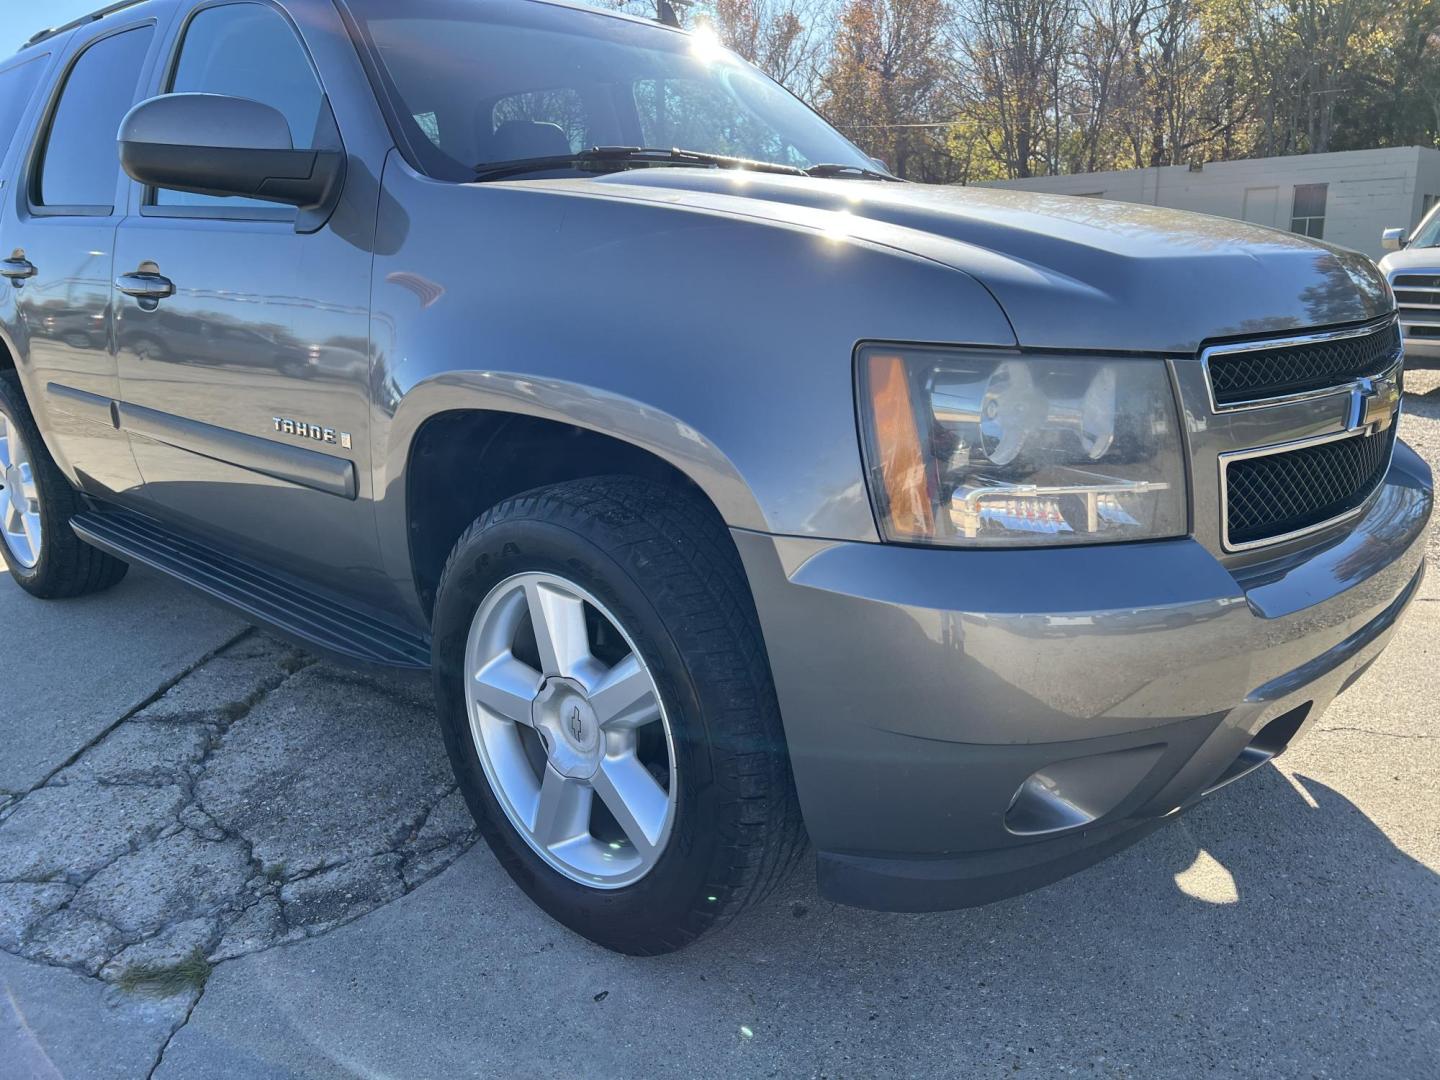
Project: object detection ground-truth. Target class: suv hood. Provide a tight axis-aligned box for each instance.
[1378,245,1440,275]
[564,170,1392,354]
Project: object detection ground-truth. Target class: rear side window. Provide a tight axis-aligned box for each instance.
[37,26,154,210]
[0,55,47,158]
[157,2,324,208]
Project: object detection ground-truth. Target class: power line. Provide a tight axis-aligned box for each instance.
[842,120,967,129]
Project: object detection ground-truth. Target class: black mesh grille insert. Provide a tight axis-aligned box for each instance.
[1225,428,1394,547]
[1207,322,1400,406]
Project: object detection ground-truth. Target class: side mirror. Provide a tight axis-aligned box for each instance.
[119,93,343,210]
[1381,227,1407,252]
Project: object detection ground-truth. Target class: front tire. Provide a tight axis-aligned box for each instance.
[432,477,804,954]
[0,371,127,598]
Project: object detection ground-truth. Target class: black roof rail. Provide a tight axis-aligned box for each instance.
[22,0,147,50]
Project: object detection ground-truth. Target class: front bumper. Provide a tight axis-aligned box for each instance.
[734,441,1432,912]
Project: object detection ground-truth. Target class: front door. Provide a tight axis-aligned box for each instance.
[112,1,379,598]
[3,22,158,500]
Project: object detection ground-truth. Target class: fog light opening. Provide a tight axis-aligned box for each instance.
[1203,702,1312,795]
[1251,702,1311,756]
[1004,744,1165,837]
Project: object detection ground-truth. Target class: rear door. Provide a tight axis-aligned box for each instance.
[1,21,160,499]
[112,0,380,596]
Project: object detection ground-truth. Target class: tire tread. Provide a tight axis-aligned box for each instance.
[0,371,127,599]
[438,476,806,953]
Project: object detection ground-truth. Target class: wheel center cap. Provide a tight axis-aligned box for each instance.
[531,677,601,779]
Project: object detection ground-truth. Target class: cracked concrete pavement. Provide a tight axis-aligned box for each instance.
[0,594,476,1079]
[1,373,1438,1079]
[0,633,475,982]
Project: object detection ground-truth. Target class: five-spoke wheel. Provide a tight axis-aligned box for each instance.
[0,410,42,569]
[433,477,802,953]
[465,572,677,888]
[0,371,126,598]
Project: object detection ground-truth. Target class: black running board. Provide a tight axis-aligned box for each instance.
[71,506,431,669]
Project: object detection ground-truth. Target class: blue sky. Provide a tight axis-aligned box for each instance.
[1,2,101,52]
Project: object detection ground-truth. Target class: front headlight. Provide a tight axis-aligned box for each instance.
[857,346,1187,547]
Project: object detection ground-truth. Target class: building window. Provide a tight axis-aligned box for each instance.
[1290,183,1327,239]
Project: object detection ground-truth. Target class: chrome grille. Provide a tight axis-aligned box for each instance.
[1223,428,1395,549]
[1205,320,1401,407]
[1390,272,1440,343]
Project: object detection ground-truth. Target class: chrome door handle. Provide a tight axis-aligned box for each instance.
[116,269,175,303]
[0,256,36,284]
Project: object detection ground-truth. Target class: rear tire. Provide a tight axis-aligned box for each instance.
[432,476,805,954]
[0,371,127,599]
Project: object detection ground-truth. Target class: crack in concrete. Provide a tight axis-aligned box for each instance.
[0,634,477,996]
[3,656,307,977]
[1318,726,1438,740]
[1,628,254,818]
[146,983,204,1080]
[390,781,462,855]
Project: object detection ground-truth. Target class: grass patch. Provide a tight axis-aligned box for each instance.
[217,700,250,723]
[116,948,212,998]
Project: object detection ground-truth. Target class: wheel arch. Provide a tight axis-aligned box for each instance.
[0,324,18,374]
[399,404,760,622]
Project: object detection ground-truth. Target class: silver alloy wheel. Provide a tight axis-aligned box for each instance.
[0,410,41,569]
[464,571,678,888]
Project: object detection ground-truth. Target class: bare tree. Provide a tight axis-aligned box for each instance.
[1294,0,1379,152]
[1067,0,1149,172]
[593,0,1440,179]
[955,0,1077,178]
[819,0,957,179]
[707,0,830,97]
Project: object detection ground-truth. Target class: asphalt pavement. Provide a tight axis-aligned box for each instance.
[1,374,1437,1079]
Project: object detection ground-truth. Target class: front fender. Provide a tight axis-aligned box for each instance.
[386,369,761,523]
[367,157,1017,613]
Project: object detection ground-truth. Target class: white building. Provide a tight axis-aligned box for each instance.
[978,146,1440,260]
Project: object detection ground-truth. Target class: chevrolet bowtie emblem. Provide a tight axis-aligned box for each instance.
[1347,375,1401,436]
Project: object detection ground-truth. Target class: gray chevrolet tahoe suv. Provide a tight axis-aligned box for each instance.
[0,0,1430,954]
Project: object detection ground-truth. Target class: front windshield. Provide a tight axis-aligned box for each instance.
[1408,203,1440,248]
[342,0,874,180]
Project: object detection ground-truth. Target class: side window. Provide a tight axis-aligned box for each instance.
[37,27,154,211]
[157,2,324,208]
[0,55,47,158]
[489,89,587,155]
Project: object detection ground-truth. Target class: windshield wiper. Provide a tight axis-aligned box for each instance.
[472,146,807,182]
[804,162,902,182]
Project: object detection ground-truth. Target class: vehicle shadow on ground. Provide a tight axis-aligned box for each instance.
[183,757,1437,1077]
[686,762,1440,1072]
[1409,384,1440,403]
